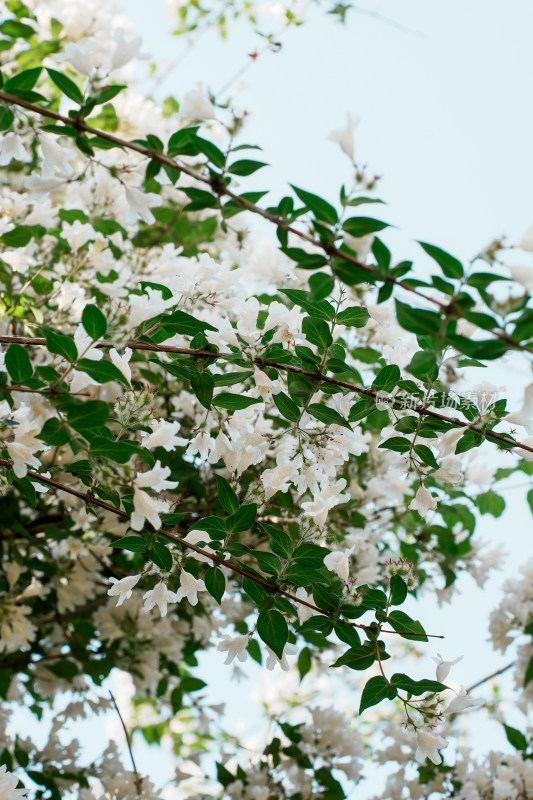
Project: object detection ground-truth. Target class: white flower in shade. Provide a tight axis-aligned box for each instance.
[181,530,215,563]
[253,368,280,400]
[141,419,187,451]
[414,729,448,764]
[40,135,76,178]
[0,132,30,166]
[107,574,142,606]
[109,347,133,384]
[510,264,533,292]
[327,113,358,161]
[7,441,41,478]
[505,383,533,433]
[265,642,298,671]
[134,462,179,492]
[63,220,96,250]
[127,287,174,328]
[261,453,301,500]
[186,430,213,461]
[295,587,316,624]
[131,488,170,531]
[143,581,178,617]
[519,224,533,251]
[432,653,463,682]
[432,455,464,484]
[217,634,249,665]
[433,427,464,457]
[324,546,354,582]
[60,39,99,76]
[263,301,303,344]
[181,83,216,120]
[124,186,162,225]
[301,478,347,528]
[0,764,28,798]
[516,435,533,461]
[408,483,437,519]
[175,570,207,606]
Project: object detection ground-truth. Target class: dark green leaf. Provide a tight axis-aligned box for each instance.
[308,403,351,429]
[37,418,69,446]
[215,474,238,514]
[407,350,439,382]
[273,391,301,422]
[90,438,141,464]
[395,300,441,336]
[336,306,370,327]
[160,308,217,336]
[504,724,527,751]
[455,429,484,454]
[46,68,83,104]
[302,316,333,348]
[389,574,407,605]
[419,241,464,279]
[5,343,33,382]
[67,400,109,430]
[390,673,448,694]
[476,491,505,517]
[205,566,225,603]
[372,364,400,393]
[291,185,338,225]
[378,437,410,454]
[359,676,397,714]
[257,609,288,659]
[343,217,389,237]
[262,523,293,559]
[77,358,129,386]
[228,159,268,175]
[387,610,428,642]
[111,535,146,553]
[212,393,262,411]
[227,503,257,533]
[1,226,32,247]
[81,305,107,339]
[148,542,173,572]
[191,371,214,409]
[43,328,78,363]
[332,644,376,670]
[254,550,282,576]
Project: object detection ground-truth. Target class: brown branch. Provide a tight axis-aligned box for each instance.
[466,661,514,693]
[0,334,531,454]
[1,90,530,357]
[0,457,443,639]
[109,690,142,796]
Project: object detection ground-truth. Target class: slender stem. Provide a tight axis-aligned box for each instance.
[0,456,443,639]
[466,661,514,693]
[0,334,530,454]
[109,690,142,796]
[0,90,530,358]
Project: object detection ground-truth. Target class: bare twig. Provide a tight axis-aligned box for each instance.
[466,661,514,693]
[109,690,142,795]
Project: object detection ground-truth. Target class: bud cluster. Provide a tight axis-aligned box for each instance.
[385,557,419,590]
[114,388,154,428]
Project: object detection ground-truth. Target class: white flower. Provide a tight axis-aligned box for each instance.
[432,653,463,682]
[181,83,216,120]
[141,419,187,451]
[131,488,170,531]
[109,347,133,384]
[124,186,162,225]
[265,642,298,671]
[324,546,354,582]
[414,729,448,764]
[295,587,316,625]
[217,634,249,665]
[181,530,215,563]
[433,427,464,457]
[40,135,76,178]
[327,113,358,160]
[142,581,178,617]
[519,224,533,251]
[433,456,464,484]
[111,29,146,71]
[0,764,28,798]
[0,133,30,166]
[408,483,437,519]
[60,39,99,76]
[510,264,533,292]
[444,686,480,715]
[107,574,142,606]
[505,382,533,433]
[175,570,206,606]
[301,478,347,528]
[134,461,179,492]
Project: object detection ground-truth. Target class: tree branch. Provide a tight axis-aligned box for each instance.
[466,661,514,693]
[109,690,142,796]
[0,90,530,358]
[0,456,443,639]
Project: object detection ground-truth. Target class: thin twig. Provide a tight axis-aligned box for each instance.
[466,661,514,693]
[0,456,443,639]
[109,690,142,795]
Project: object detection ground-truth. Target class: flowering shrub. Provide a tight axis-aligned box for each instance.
[0,1,532,798]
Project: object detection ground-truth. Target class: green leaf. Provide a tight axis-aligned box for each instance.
[407,350,439,382]
[272,391,301,422]
[308,403,351,429]
[1,226,32,247]
[524,655,533,687]
[257,609,288,659]
[280,289,335,320]
[77,358,129,386]
[372,364,400,393]
[227,503,257,533]
[4,67,41,93]
[37,418,69,446]
[46,68,83,104]
[43,328,78,363]
[419,241,464,279]
[334,623,361,647]
[262,523,293,559]
[148,541,173,572]
[336,306,370,327]
[0,107,14,131]
[5,343,33,382]
[254,550,283,576]
[395,300,442,336]
[205,566,225,603]
[191,371,214,409]
[215,475,238,514]
[212,393,262,411]
[378,437,410,454]
[292,543,328,567]
[504,724,527,751]
[111,535,146,553]
[389,574,407,605]
[67,400,109,430]
[343,217,389,237]
[332,644,376,670]
[228,159,268,175]
[455,429,484,454]
[189,516,227,540]
[476,491,505,517]
[159,308,217,336]
[0,19,35,38]
[290,185,338,225]
[413,444,440,469]
[390,673,448,694]
[90,438,141,464]
[81,305,107,339]
[359,676,397,714]
[302,316,333,348]
[297,646,312,680]
[387,610,428,642]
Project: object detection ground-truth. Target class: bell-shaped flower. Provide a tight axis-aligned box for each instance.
[265,643,298,671]
[175,570,206,606]
[141,419,187,452]
[414,729,448,765]
[432,653,463,682]
[408,483,437,519]
[301,478,347,528]
[217,634,249,665]
[324,546,355,582]
[107,574,142,606]
[142,581,178,617]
